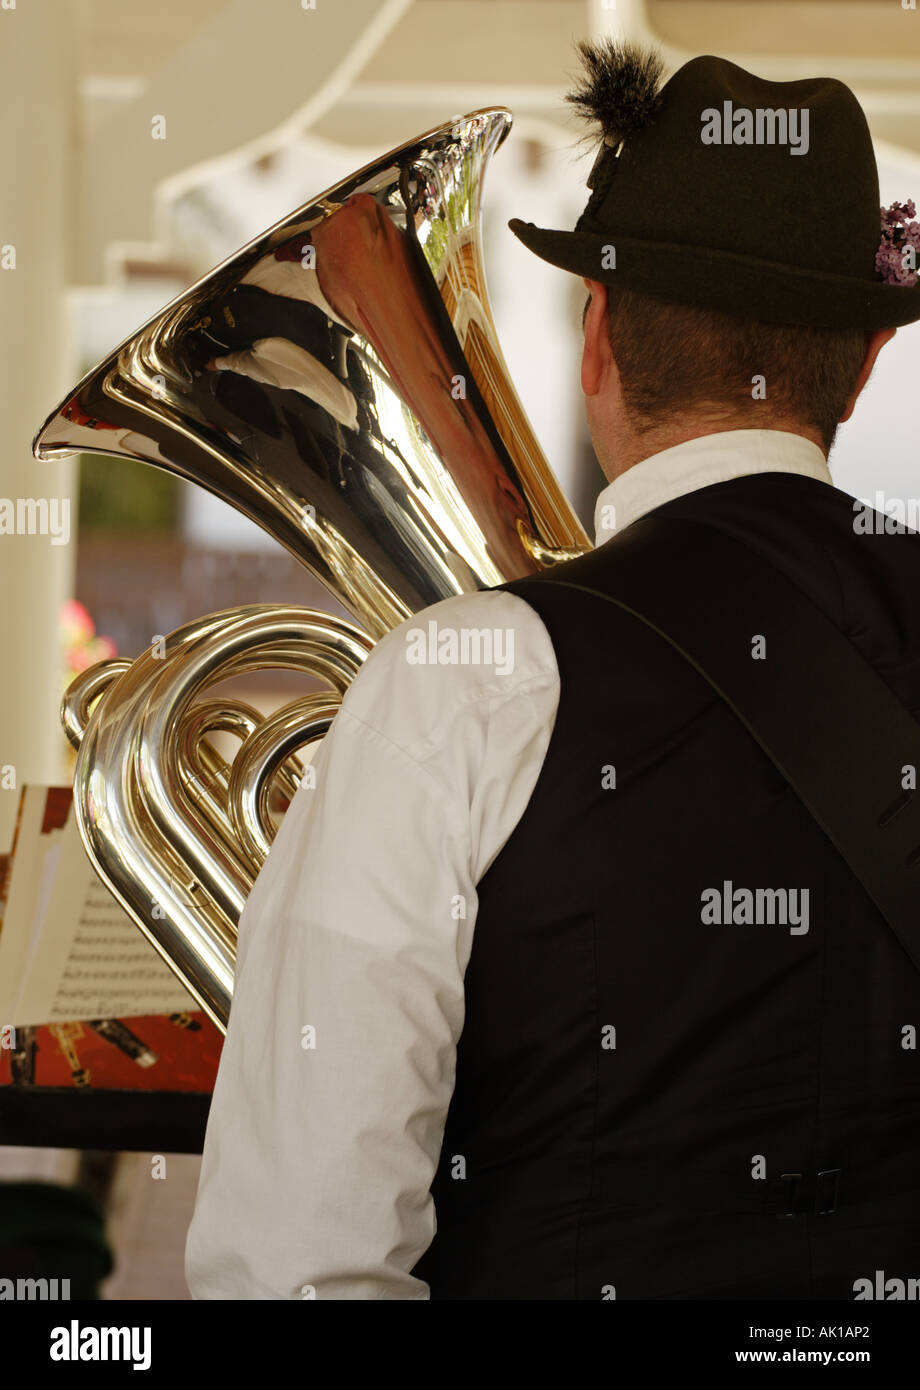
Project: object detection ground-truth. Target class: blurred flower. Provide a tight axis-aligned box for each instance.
[60,600,117,685]
[876,199,920,287]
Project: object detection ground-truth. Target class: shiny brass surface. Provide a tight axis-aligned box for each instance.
[36,110,589,1032]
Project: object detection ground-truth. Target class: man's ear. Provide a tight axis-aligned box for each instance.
[839,327,896,423]
[581,277,610,397]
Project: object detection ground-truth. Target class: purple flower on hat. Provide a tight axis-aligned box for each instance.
[876,199,920,287]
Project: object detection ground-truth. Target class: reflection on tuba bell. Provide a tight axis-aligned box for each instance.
[33,108,589,1033]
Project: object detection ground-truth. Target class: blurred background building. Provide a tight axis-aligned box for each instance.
[0,0,918,1298]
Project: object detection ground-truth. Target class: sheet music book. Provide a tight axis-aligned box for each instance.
[0,786,221,1094]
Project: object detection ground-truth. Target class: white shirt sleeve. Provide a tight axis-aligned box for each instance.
[185,588,560,1299]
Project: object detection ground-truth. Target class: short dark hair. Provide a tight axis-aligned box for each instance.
[596,286,868,454]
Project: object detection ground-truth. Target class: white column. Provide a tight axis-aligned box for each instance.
[0,0,78,850]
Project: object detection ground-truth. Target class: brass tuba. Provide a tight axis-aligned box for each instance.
[33,109,589,1032]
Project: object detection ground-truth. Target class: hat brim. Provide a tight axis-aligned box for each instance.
[508,219,920,331]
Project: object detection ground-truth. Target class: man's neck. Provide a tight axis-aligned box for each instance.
[602,418,827,484]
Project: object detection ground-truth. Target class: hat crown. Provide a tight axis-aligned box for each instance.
[580,55,880,283]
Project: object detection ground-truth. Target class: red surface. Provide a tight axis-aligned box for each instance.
[40,786,72,835]
[0,1014,222,1093]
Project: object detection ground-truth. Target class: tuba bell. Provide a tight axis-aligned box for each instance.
[33,108,589,1033]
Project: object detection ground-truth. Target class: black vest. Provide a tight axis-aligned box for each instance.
[411,472,920,1300]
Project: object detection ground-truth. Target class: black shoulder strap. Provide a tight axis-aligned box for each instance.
[527,513,920,974]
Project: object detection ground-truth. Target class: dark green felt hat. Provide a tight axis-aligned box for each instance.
[509,43,920,330]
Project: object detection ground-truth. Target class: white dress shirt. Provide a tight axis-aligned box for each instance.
[185,428,831,1299]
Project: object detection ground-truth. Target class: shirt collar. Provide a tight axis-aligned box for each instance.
[592,429,831,547]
